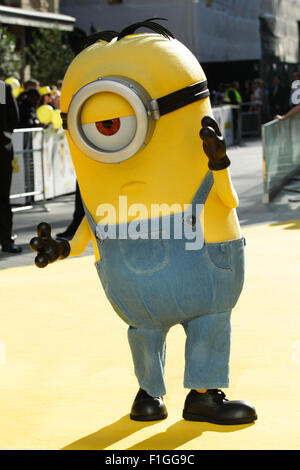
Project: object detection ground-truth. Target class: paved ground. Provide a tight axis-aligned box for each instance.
[1,136,300,270]
[229,138,300,226]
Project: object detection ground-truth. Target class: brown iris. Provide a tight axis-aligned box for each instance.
[95,118,121,136]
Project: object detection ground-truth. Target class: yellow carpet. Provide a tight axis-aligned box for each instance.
[0,219,300,450]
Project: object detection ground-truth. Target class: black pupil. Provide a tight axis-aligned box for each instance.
[102,119,114,128]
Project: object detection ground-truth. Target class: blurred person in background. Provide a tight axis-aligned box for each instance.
[23,79,40,91]
[250,78,265,121]
[242,79,253,102]
[0,80,22,254]
[241,79,253,111]
[56,79,63,91]
[224,81,242,106]
[38,86,53,107]
[18,88,40,128]
[250,79,263,109]
[50,86,61,109]
[17,79,40,106]
[224,81,242,144]
[269,75,286,118]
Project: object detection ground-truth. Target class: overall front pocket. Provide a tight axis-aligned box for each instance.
[118,231,170,274]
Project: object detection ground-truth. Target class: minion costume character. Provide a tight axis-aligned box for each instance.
[30,20,257,425]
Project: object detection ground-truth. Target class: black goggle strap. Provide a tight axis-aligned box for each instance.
[155,79,209,118]
[61,79,209,130]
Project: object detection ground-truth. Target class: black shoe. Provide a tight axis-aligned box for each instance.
[130,388,168,421]
[1,241,23,254]
[183,389,257,425]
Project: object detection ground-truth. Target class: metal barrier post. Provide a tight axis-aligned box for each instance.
[240,102,261,137]
[39,129,48,211]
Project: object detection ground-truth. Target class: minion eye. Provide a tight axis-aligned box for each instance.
[66,77,156,163]
[96,118,120,136]
[81,115,137,152]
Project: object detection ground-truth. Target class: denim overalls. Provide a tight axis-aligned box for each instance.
[83,171,245,397]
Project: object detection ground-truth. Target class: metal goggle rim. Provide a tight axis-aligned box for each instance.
[62,76,209,164]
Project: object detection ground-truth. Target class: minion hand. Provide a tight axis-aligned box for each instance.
[200,116,231,171]
[30,222,70,268]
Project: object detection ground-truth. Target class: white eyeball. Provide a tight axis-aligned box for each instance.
[67,77,156,163]
[81,115,137,152]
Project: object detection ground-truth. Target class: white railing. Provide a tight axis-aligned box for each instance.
[10,127,76,212]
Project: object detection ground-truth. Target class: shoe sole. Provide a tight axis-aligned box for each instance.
[130,413,168,422]
[182,411,257,425]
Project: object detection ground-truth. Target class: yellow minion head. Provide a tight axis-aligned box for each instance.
[61,19,213,221]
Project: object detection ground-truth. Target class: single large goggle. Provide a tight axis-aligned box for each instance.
[61,76,209,163]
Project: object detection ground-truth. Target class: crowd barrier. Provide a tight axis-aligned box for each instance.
[240,103,261,138]
[212,103,261,144]
[10,127,76,212]
[262,113,300,203]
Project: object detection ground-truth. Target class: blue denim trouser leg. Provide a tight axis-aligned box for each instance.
[182,311,231,390]
[127,312,231,397]
[127,326,169,397]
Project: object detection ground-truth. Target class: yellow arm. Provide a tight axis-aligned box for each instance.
[68,216,92,257]
[212,168,239,209]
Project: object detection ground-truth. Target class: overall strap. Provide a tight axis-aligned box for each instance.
[82,199,97,234]
[190,170,214,217]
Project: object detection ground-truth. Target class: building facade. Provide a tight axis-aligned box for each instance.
[0,0,75,80]
[59,0,300,91]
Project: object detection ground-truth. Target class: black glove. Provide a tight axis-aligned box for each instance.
[199,116,231,171]
[30,222,70,268]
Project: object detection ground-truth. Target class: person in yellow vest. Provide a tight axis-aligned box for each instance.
[224,82,242,144]
[224,81,242,105]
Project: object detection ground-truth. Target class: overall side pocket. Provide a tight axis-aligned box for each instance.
[206,242,232,271]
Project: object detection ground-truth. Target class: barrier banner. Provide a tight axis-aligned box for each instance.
[11,127,76,205]
[212,105,233,147]
[32,129,44,202]
[11,131,26,204]
[41,129,55,199]
[52,128,76,197]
